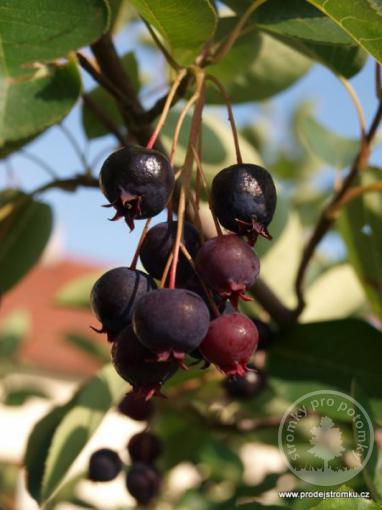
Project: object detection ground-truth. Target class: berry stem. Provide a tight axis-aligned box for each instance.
[191,146,223,237]
[146,69,187,150]
[179,242,221,318]
[212,0,268,64]
[169,89,199,164]
[130,218,152,270]
[206,75,242,164]
[160,252,174,288]
[169,70,206,289]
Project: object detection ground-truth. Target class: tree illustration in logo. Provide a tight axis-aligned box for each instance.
[308,416,345,471]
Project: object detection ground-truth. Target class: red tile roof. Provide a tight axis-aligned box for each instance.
[0,259,110,377]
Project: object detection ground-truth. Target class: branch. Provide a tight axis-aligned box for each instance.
[251,278,297,327]
[294,100,382,315]
[82,94,128,146]
[31,174,98,197]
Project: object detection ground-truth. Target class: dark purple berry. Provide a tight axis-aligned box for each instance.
[126,463,161,506]
[223,365,266,399]
[139,221,201,282]
[127,432,162,463]
[211,164,276,243]
[88,448,122,482]
[112,326,177,400]
[132,288,210,365]
[99,146,174,230]
[90,267,156,341]
[195,235,260,306]
[117,393,154,421]
[200,313,259,376]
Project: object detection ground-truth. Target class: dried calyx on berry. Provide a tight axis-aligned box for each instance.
[211,163,276,244]
[132,288,210,366]
[99,145,174,230]
[88,448,122,482]
[126,463,161,506]
[200,313,259,376]
[127,431,162,464]
[117,393,154,422]
[195,234,260,307]
[112,326,178,400]
[90,267,156,342]
[223,364,266,399]
[139,220,201,282]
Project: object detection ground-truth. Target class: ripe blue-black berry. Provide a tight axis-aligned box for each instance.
[100,146,174,230]
[90,267,156,341]
[126,463,161,506]
[211,164,276,243]
[88,448,122,482]
[133,288,210,365]
[127,432,162,464]
[112,326,177,400]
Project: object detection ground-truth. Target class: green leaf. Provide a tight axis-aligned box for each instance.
[338,167,382,321]
[0,192,53,294]
[25,364,126,504]
[0,59,82,149]
[82,52,139,139]
[296,114,360,169]
[308,485,380,509]
[25,405,70,502]
[0,309,30,358]
[200,439,243,483]
[267,319,382,402]
[0,0,109,77]
[351,382,380,499]
[306,0,382,64]
[222,0,367,77]
[207,25,312,104]
[301,264,366,323]
[64,332,109,363]
[4,387,49,406]
[55,272,102,309]
[129,0,217,65]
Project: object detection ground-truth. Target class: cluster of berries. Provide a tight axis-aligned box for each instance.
[90,145,276,399]
[88,394,161,506]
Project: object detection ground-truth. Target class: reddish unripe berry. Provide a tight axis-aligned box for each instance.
[195,235,260,306]
[127,432,162,464]
[117,393,154,422]
[112,326,177,400]
[200,313,259,376]
[126,463,161,506]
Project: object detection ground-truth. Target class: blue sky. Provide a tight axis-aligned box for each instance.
[0,24,379,267]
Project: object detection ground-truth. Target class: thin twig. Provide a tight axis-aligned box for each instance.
[376,62,382,100]
[82,94,127,146]
[19,150,58,179]
[206,74,242,164]
[142,19,181,71]
[212,0,268,63]
[31,174,98,197]
[146,69,187,150]
[294,100,382,315]
[338,76,366,138]
[58,123,89,172]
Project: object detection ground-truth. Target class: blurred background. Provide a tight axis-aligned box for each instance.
[0,1,380,509]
